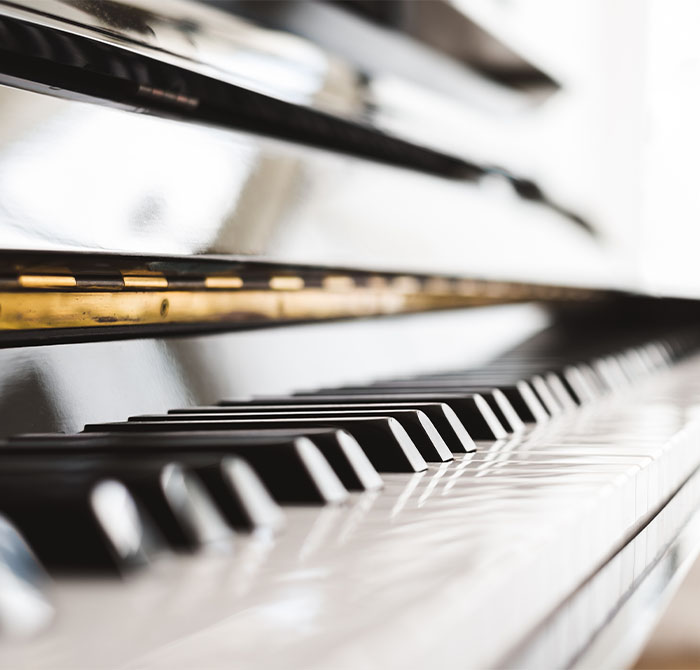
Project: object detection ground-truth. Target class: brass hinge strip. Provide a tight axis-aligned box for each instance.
[0,273,600,331]
[0,288,531,330]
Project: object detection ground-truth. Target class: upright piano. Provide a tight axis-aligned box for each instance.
[0,1,698,668]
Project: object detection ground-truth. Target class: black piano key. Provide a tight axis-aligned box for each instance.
[545,372,578,410]
[283,392,506,440]
[478,368,580,408]
[200,427,383,492]
[122,463,233,551]
[187,428,384,492]
[3,436,286,533]
[543,370,583,406]
[117,426,380,494]
[186,401,475,454]
[8,430,357,503]
[193,457,285,532]
[53,430,349,506]
[86,417,427,473]
[0,475,155,574]
[488,390,524,433]
[417,382,548,424]
[514,381,552,421]
[0,455,233,553]
[291,429,383,490]
[0,514,53,637]
[316,378,539,430]
[190,428,383,492]
[562,365,595,403]
[131,409,452,463]
[404,368,585,414]
[455,389,523,433]
[358,376,549,425]
[461,384,546,424]
[158,436,349,506]
[529,375,564,416]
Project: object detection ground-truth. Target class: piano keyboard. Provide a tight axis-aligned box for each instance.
[3,325,700,668]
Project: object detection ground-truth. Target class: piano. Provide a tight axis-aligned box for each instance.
[0,1,698,667]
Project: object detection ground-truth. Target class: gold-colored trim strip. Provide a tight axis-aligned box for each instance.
[18,274,77,288]
[0,271,600,332]
[204,276,243,289]
[122,276,168,288]
[322,276,355,291]
[269,276,305,291]
[0,288,525,331]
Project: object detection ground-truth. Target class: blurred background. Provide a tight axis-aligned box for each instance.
[210,0,700,296]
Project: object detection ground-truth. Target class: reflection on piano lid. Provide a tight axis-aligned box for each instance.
[0,0,611,286]
[229,0,560,97]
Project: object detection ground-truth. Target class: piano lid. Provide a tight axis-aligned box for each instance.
[0,0,634,293]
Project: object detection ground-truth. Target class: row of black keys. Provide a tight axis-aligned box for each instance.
[0,336,691,579]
